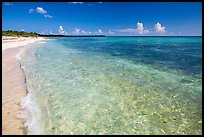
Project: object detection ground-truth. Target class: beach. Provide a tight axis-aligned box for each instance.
[2,36,44,52]
[2,2,202,135]
[2,36,44,135]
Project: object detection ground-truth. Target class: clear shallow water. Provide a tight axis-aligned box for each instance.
[20,37,202,135]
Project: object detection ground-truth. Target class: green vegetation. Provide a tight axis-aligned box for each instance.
[2,30,106,37]
[2,30,39,37]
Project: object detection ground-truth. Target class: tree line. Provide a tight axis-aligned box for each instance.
[2,30,106,37]
[2,30,39,37]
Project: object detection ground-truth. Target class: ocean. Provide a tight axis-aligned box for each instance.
[20,36,202,135]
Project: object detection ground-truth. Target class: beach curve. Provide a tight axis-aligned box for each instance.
[2,36,45,135]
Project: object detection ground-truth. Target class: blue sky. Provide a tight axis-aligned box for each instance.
[2,2,202,36]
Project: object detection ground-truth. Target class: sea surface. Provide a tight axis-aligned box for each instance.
[20,36,202,135]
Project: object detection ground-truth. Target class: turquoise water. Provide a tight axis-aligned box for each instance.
[20,37,202,135]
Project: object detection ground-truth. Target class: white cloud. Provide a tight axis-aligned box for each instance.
[21,29,24,32]
[59,26,65,35]
[155,22,166,33]
[81,30,92,35]
[34,7,53,18]
[70,28,92,35]
[109,30,114,34]
[136,22,149,34]
[72,28,80,35]
[114,22,150,35]
[98,29,103,33]
[36,7,47,14]
[69,2,83,4]
[29,8,34,14]
[81,30,88,34]
[95,29,103,34]
[44,14,53,18]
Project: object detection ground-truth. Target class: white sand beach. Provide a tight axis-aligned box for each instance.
[2,36,44,51]
[2,36,45,135]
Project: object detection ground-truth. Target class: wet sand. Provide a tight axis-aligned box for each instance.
[2,37,44,135]
[2,47,27,135]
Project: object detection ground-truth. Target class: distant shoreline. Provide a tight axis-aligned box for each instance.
[38,34,106,37]
[39,35,201,37]
[3,30,201,38]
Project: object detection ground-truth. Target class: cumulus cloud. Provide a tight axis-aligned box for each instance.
[70,28,92,35]
[155,22,166,33]
[98,29,103,33]
[72,28,80,35]
[114,22,150,35]
[59,26,65,35]
[136,22,149,34]
[81,30,92,35]
[29,8,34,14]
[44,14,53,18]
[31,7,53,18]
[36,7,47,14]
[95,29,103,34]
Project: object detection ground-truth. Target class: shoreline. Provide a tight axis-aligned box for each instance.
[2,37,45,135]
[2,36,44,52]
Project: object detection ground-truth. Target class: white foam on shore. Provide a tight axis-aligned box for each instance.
[21,93,43,135]
[18,40,47,135]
